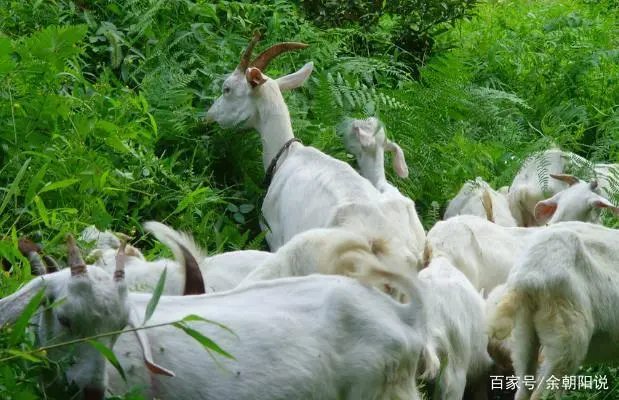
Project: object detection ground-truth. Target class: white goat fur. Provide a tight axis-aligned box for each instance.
[425,215,542,294]
[489,222,619,400]
[205,42,421,271]
[106,229,429,400]
[83,224,270,294]
[508,149,617,226]
[444,177,517,227]
[238,226,415,301]
[340,117,426,254]
[533,177,619,225]
[418,256,492,399]
[0,263,145,397]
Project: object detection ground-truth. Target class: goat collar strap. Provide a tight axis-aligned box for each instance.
[263,138,301,187]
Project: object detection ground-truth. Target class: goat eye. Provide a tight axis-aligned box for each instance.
[57,315,72,330]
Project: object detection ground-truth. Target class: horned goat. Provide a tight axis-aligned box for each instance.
[508,149,617,226]
[106,225,430,400]
[0,236,174,400]
[206,33,420,271]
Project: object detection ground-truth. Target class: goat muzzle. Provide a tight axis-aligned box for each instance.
[67,234,87,276]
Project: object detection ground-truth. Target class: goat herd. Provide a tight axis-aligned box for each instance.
[1,32,619,400]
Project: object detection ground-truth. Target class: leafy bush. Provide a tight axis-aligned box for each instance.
[299,0,479,67]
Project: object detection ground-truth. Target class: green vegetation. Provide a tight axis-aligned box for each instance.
[0,0,617,398]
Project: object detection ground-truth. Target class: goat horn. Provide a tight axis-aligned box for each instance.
[549,173,579,186]
[250,42,309,72]
[18,238,42,256]
[42,255,60,273]
[236,31,261,72]
[67,234,87,276]
[27,252,47,276]
[114,240,127,282]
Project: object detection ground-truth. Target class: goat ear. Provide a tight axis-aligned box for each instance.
[592,198,619,215]
[385,140,409,178]
[276,61,313,91]
[355,126,375,147]
[534,199,558,224]
[246,67,267,88]
[127,308,176,377]
[0,278,45,326]
[549,173,579,186]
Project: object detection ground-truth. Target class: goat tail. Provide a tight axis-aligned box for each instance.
[481,188,495,223]
[418,341,441,381]
[488,289,521,340]
[143,221,207,295]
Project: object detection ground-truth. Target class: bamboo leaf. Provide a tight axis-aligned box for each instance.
[39,179,79,194]
[9,287,46,345]
[143,267,167,325]
[87,339,126,382]
[172,322,234,360]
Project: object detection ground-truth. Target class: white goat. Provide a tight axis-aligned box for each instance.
[105,223,430,400]
[340,117,426,254]
[424,215,540,294]
[205,33,421,270]
[533,174,619,225]
[489,222,619,400]
[0,236,173,400]
[427,177,619,295]
[508,149,617,226]
[418,256,492,399]
[444,177,517,227]
[82,225,270,294]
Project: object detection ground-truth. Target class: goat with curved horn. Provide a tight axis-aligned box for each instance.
[236,30,261,72]
[67,234,87,276]
[250,42,310,71]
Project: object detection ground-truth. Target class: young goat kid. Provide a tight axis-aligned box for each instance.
[206,34,421,272]
[340,117,426,255]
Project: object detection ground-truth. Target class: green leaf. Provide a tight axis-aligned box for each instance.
[39,179,79,194]
[172,322,234,360]
[239,204,254,214]
[87,339,126,382]
[181,314,238,339]
[25,163,48,205]
[6,349,43,363]
[143,267,167,325]
[9,287,46,345]
[0,158,30,217]
[33,196,49,227]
